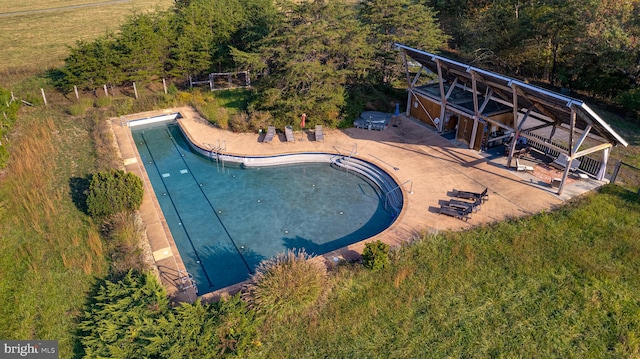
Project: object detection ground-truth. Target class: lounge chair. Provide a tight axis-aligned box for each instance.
[263,126,275,143]
[438,205,472,221]
[453,187,488,203]
[285,126,295,142]
[516,158,534,173]
[447,197,482,212]
[315,125,324,142]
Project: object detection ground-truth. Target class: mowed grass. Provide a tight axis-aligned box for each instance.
[0,0,109,13]
[0,0,174,82]
[0,105,110,357]
[254,185,640,357]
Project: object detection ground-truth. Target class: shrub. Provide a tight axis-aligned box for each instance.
[249,111,272,132]
[67,98,94,116]
[229,112,251,132]
[616,88,640,113]
[94,96,112,108]
[86,169,144,219]
[362,240,390,270]
[103,212,147,278]
[243,249,327,320]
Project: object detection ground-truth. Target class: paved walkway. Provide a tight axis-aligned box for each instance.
[111,106,603,301]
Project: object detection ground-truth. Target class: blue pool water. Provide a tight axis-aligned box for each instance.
[132,123,394,293]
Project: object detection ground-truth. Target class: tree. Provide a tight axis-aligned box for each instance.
[116,12,173,83]
[57,35,121,91]
[78,271,169,358]
[240,0,374,127]
[359,0,449,85]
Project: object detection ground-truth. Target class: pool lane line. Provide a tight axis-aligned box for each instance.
[139,131,214,288]
[165,127,254,275]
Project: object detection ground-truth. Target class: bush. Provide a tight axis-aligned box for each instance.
[67,98,94,116]
[243,249,327,320]
[86,170,144,219]
[229,112,250,132]
[94,96,112,108]
[616,88,640,113]
[362,240,390,270]
[103,212,147,278]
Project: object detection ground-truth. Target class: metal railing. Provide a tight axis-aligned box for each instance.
[522,131,603,177]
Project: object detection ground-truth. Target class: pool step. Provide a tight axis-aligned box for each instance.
[331,156,403,216]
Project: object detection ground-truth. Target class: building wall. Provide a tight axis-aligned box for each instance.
[409,94,440,127]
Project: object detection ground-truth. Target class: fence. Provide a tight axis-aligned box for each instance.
[610,161,640,194]
[523,131,603,177]
[189,71,251,91]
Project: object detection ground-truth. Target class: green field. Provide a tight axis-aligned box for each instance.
[0,0,173,80]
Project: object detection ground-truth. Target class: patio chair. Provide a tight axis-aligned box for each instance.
[263,126,275,143]
[438,204,472,221]
[453,187,488,203]
[447,197,482,213]
[285,126,295,142]
[516,158,534,173]
[315,125,324,142]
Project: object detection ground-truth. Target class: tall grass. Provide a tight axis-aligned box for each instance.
[0,105,108,357]
[251,185,640,358]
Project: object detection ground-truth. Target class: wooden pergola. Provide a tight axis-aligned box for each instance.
[396,44,628,195]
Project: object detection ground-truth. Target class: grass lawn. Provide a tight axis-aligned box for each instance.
[0,0,174,83]
[253,185,640,357]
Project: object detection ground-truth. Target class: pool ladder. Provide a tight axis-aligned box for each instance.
[177,270,198,295]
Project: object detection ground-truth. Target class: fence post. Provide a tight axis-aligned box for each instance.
[40,88,47,105]
[74,85,79,99]
[133,82,139,99]
[610,160,622,184]
[162,78,167,94]
[103,84,109,96]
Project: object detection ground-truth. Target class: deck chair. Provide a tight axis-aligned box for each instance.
[285,126,295,142]
[263,126,275,143]
[516,158,534,173]
[315,125,324,142]
[438,205,472,221]
[453,187,488,203]
[448,197,482,213]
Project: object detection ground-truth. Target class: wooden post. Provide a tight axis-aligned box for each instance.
[133,82,139,99]
[209,74,214,91]
[40,88,47,105]
[162,78,167,94]
[246,71,250,87]
[610,161,622,184]
[74,85,79,99]
[103,84,109,96]
[228,73,232,88]
[189,75,193,88]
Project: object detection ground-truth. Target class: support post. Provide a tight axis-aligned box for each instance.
[610,160,622,184]
[163,78,168,94]
[133,82,139,99]
[469,70,479,150]
[436,59,446,133]
[596,147,610,181]
[74,85,79,99]
[103,84,109,96]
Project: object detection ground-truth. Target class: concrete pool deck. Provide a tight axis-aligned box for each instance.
[111,106,604,301]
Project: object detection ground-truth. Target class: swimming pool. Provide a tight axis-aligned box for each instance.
[132,121,398,293]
